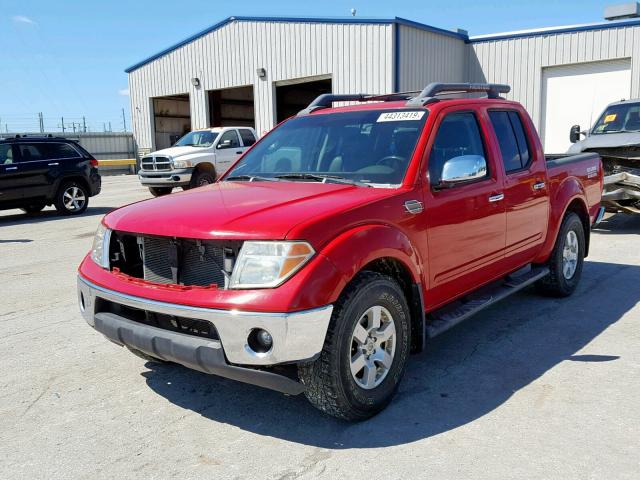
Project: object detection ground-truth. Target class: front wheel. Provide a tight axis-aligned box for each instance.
[536,212,585,297]
[21,203,46,214]
[189,170,215,188]
[298,271,411,421]
[148,187,172,197]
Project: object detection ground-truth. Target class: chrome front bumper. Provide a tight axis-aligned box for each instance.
[138,168,193,186]
[77,276,333,367]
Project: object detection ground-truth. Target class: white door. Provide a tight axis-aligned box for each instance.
[215,129,244,174]
[541,59,632,153]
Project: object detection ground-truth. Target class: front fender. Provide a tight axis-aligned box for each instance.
[317,224,424,304]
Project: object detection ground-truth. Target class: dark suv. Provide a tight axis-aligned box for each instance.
[0,135,101,215]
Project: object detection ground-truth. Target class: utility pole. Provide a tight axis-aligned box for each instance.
[122,108,127,132]
[103,123,106,132]
[109,121,112,132]
[38,112,44,133]
[61,117,65,134]
[82,116,87,133]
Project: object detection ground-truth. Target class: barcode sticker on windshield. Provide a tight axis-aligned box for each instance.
[377,111,425,122]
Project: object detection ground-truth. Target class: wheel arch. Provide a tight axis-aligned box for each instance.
[51,175,90,201]
[318,224,426,353]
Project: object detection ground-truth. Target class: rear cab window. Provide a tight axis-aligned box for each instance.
[239,129,256,147]
[488,111,532,173]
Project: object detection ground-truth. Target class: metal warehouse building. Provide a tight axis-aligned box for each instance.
[126,15,640,155]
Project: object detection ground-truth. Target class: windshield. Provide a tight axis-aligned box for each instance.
[592,102,640,134]
[224,109,427,186]
[174,131,218,147]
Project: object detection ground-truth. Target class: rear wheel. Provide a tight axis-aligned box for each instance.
[148,187,172,197]
[54,181,89,215]
[536,212,585,297]
[21,203,46,214]
[298,271,411,421]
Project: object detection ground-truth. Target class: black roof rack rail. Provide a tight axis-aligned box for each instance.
[5,134,68,140]
[406,82,511,106]
[297,91,422,116]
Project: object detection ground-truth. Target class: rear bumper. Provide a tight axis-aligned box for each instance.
[77,276,333,393]
[138,168,192,186]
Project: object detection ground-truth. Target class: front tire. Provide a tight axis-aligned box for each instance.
[298,271,411,421]
[148,187,172,197]
[21,203,46,214]
[189,170,215,188]
[536,212,585,297]
[54,181,89,215]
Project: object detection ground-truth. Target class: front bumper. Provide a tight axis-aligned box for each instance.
[602,171,640,213]
[77,276,333,392]
[138,168,192,186]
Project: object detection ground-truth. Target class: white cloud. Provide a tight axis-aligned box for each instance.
[12,15,36,25]
[118,88,130,96]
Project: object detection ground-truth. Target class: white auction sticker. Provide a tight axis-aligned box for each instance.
[377,111,425,122]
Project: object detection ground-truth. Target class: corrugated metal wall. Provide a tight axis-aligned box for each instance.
[397,25,467,91]
[468,24,640,129]
[129,20,394,150]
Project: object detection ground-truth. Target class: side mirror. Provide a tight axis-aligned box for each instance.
[569,124,582,143]
[217,139,232,149]
[437,155,487,188]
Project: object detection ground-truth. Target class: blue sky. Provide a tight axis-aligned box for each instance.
[0,0,619,132]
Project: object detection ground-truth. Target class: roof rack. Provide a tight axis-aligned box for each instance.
[297,83,511,115]
[5,134,68,140]
[297,91,421,115]
[405,82,511,106]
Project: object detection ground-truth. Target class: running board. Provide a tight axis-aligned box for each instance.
[425,264,550,338]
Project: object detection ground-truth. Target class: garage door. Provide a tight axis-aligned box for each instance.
[541,59,632,153]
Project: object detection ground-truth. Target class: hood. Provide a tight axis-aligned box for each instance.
[571,132,640,152]
[104,181,399,245]
[150,145,211,158]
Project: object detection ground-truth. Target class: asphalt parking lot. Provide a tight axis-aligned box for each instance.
[1,174,639,479]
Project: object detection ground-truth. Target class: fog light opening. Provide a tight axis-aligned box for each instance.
[247,328,273,354]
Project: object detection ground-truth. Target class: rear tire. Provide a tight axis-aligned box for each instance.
[148,187,172,197]
[298,271,411,421]
[189,170,215,188]
[536,212,585,297]
[21,203,46,214]
[54,181,89,215]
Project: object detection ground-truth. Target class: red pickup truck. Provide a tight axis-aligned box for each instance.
[78,83,603,421]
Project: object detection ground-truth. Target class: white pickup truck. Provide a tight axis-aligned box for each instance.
[138,127,257,196]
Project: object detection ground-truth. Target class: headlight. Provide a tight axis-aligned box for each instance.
[172,159,193,168]
[90,222,111,269]
[229,241,314,289]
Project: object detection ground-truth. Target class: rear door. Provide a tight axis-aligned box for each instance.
[239,128,257,148]
[214,129,243,174]
[423,107,507,308]
[11,143,52,200]
[0,144,23,202]
[487,110,549,266]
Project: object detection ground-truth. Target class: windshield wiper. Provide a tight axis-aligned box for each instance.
[274,173,371,187]
[225,175,280,182]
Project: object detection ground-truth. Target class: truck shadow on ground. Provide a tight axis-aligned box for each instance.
[0,206,114,227]
[593,213,640,235]
[142,260,638,449]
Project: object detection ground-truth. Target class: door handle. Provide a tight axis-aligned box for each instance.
[6,166,17,171]
[533,181,545,190]
[488,193,504,202]
[48,162,59,166]
[235,151,243,154]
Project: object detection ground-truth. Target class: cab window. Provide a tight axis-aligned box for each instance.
[217,130,240,149]
[428,112,487,185]
[489,111,532,173]
[0,144,14,165]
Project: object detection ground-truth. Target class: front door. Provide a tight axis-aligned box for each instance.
[215,129,244,174]
[13,143,55,199]
[422,108,507,309]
